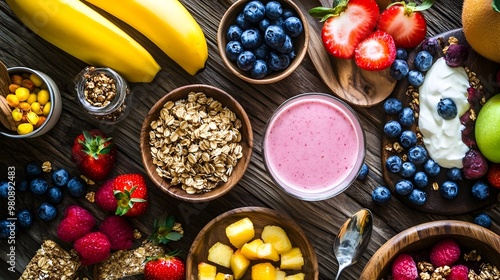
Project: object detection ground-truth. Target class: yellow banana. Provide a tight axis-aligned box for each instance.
[6,0,160,83]
[85,0,209,75]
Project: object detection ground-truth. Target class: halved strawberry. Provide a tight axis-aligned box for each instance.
[376,0,434,48]
[309,0,380,59]
[354,30,396,70]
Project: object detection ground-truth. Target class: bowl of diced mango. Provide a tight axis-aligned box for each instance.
[186,206,318,280]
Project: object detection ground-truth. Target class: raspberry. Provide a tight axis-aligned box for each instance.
[448,264,469,280]
[99,215,134,251]
[487,163,500,188]
[391,253,418,280]
[95,179,117,212]
[57,205,96,243]
[429,238,461,267]
[74,231,111,266]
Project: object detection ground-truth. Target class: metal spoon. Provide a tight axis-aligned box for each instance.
[333,208,373,280]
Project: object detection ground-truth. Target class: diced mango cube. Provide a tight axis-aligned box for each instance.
[275,269,287,280]
[240,238,264,260]
[208,242,234,268]
[231,250,250,279]
[280,248,304,270]
[198,262,217,280]
[226,217,255,248]
[285,273,305,280]
[257,243,280,262]
[251,262,276,280]
[261,225,292,254]
[215,272,234,280]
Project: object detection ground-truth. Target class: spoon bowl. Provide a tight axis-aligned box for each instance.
[334,208,373,280]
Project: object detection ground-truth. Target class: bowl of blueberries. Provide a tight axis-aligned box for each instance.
[217,0,309,84]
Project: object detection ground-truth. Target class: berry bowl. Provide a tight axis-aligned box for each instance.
[217,0,310,84]
[359,220,500,279]
[186,206,319,279]
[0,66,62,138]
[140,84,253,202]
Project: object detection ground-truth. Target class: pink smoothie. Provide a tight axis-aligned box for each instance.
[263,94,364,200]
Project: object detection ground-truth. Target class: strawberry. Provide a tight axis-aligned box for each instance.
[309,0,380,59]
[71,129,116,182]
[487,163,500,188]
[376,0,434,49]
[95,178,118,212]
[112,174,148,216]
[74,231,111,266]
[354,30,396,70]
[57,205,96,243]
[144,254,185,280]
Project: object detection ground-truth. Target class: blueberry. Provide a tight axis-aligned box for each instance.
[250,59,268,79]
[440,181,459,199]
[241,28,262,49]
[447,168,463,181]
[390,59,409,80]
[383,98,403,114]
[226,41,244,61]
[386,155,403,173]
[288,49,297,60]
[17,209,33,229]
[243,1,265,23]
[46,187,62,204]
[396,48,408,60]
[383,120,402,138]
[0,180,9,198]
[30,178,48,195]
[413,171,429,188]
[282,8,295,19]
[25,162,42,178]
[400,162,416,178]
[423,159,441,176]
[414,50,434,72]
[37,202,57,222]
[399,107,415,127]
[67,177,87,198]
[226,24,243,41]
[259,18,271,31]
[236,12,251,29]
[473,213,492,228]
[372,186,391,204]
[471,181,490,201]
[272,17,284,27]
[357,163,369,180]
[408,189,427,206]
[408,145,428,165]
[283,16,303,37]
[265,1,283,20]
[264,25,286,49]
[18,179,28,192]
[237,51,257,71]
[254,43,270,60]
[399,130,417,149]
[408,70,424,87]
[52,168,70,187]
[276,35,293,54]
[266,51,290,71]
[437,98,457,120]
[0,219,15,239]
[395,179,413,195]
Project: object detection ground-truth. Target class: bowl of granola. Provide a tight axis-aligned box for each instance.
[359,220,500,279]
[140,84,253,202]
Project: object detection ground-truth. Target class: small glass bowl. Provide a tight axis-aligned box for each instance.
[262,93,366,201]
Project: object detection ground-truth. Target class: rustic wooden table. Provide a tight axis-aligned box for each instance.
[0,0,498,279]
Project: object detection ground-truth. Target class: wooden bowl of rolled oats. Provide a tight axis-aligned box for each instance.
[140,84,253,202]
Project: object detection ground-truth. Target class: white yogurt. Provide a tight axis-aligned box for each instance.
[418,58,470,168]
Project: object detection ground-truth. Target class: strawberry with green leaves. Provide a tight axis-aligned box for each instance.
[144,253,185,280]
[113,173,148,216]
[148,214,183,245]
[376,0,434,48]
[309,0,380,59]
[71,129,116,182]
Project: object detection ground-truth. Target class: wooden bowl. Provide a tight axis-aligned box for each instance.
[217,0,310,84]
[359,220,500,279]
[140,84,253,202]
[186,206,319,279]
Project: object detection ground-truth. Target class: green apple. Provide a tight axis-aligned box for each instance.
[475,93,500,163]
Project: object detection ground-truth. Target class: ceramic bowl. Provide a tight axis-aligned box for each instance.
[140,84,253,202]
[217,0,310,84]
[359,220,500,279]
[186,206,319,279]
[0,67,62,138]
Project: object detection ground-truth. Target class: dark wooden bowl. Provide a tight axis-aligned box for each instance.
[217,0,310,84]
[186,206,319,279]
[360,220,500,280]
[140,84,253,202]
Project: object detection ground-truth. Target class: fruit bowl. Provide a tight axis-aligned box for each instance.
[186,206,319,279]
[217,0,310,84]
[359,220,500,279]
[140,84,253,202]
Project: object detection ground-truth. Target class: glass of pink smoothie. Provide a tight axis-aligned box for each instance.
[262,93,365,201]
